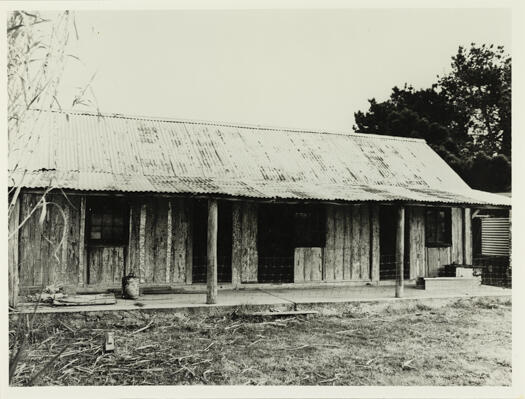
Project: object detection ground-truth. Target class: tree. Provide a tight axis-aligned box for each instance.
[439,44,511,158]
[353,44,511,192]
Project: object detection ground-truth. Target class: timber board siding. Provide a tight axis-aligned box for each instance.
[464,208,473,263]
[425,247,451,277]
[370,204,380,282]
[19,193,83,288]
[294,247,323,282]
[408,207,426,279]
[234,202,257,283]
[451,207,463,264]
[323,204,372,282]
[144,198,169,284]
[88,246,125,284]
[170,198,191,283]
[127,199,141,276]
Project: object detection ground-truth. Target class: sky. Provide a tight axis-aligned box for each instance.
[54,8,511,133]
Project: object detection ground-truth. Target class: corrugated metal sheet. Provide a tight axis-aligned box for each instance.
[481,218,510,256]
[8,110,511,207]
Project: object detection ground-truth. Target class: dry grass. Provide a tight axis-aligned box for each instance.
[9,296,511,386]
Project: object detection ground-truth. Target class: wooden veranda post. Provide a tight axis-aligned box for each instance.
[207,199,218,304]
[395,206,405,298]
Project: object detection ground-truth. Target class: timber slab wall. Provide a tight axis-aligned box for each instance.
[12,191,473,292]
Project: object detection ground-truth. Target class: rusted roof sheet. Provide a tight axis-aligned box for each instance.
[9,110,510,207]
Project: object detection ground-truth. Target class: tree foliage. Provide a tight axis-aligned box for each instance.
[353,44,511,192]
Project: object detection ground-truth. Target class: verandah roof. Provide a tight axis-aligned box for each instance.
[8,110,510,207]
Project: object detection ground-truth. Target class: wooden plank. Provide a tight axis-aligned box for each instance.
[350,205,361,279]
[127,200,141,277]
[464,208,473,265]
[395,206,405,298]
[370,204,380,283]
[18,194,31,287]
[425,247,451,277]
[249,203,258,282]
[408,207,426,279]
[60,198,70,284]
[145,198,169,283]
[185,199,193,285]
[343,206,352,280]
[451,207,463,264]
[166,200,172,283]
[323,205,335,281]
[231,203,242,286]
[241,203,258,283]
[309,248,323,281]
[294,248,305,283]
[8,195,20,307]
[171,198,188,283]
[360,204,370,280]
[66,195,81,285]
[53,293,116,306]
[139,203,147,283]
[207,199,218,304]
[333,206,345,281]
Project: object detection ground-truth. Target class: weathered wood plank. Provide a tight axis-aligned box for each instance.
[8,195,20,307]
[128,200,141,277]
[294,248,305,283]
[360,204,370,280]
[66,195,81,285]
[370,204,380,283]
[334,206,345,281]
[166,200,172,283]
[139,203,147,283]
[408,207,426,279]
[207,199,218,304]
[311,247,323,281]
[231,203,242,286]
[451,207,463,264]
[395,206,405,298]
[323,205,335,281]
[350,205,361,279]
[241,203,258,283]
[343,206,352,280]
[426,247,451,277]
[185,200,193,285]
[145,198,169,283]
[464,208,473,265]
[171,198,188,283]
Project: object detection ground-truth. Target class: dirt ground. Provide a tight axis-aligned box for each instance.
[9,296,511,386]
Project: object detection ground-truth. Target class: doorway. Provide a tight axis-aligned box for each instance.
[86,197,129,285]
[192,200,233,283]
[379,206,409,280]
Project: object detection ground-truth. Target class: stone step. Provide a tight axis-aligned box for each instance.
[423,277,481,291]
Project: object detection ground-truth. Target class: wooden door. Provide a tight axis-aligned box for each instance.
[86,197,129,286]
[88,246,125,285]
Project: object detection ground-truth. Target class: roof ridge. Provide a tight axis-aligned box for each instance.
[28,108,427,143]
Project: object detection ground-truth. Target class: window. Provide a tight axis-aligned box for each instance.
[425,208,451,247]
[87,198,129,245]
[293,205,325,247]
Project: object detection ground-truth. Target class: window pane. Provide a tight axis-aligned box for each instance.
[91,214,102,225]
[102,226,112,239]
[114,216,124,226]
[103,213,112,227]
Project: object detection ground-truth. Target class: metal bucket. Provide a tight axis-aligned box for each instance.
[122,273,140,299]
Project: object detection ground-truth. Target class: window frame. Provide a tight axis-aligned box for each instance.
[425,207,452,247]
[86,197,130,246]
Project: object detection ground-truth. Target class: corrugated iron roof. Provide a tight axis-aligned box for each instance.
[8,110,510,207]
